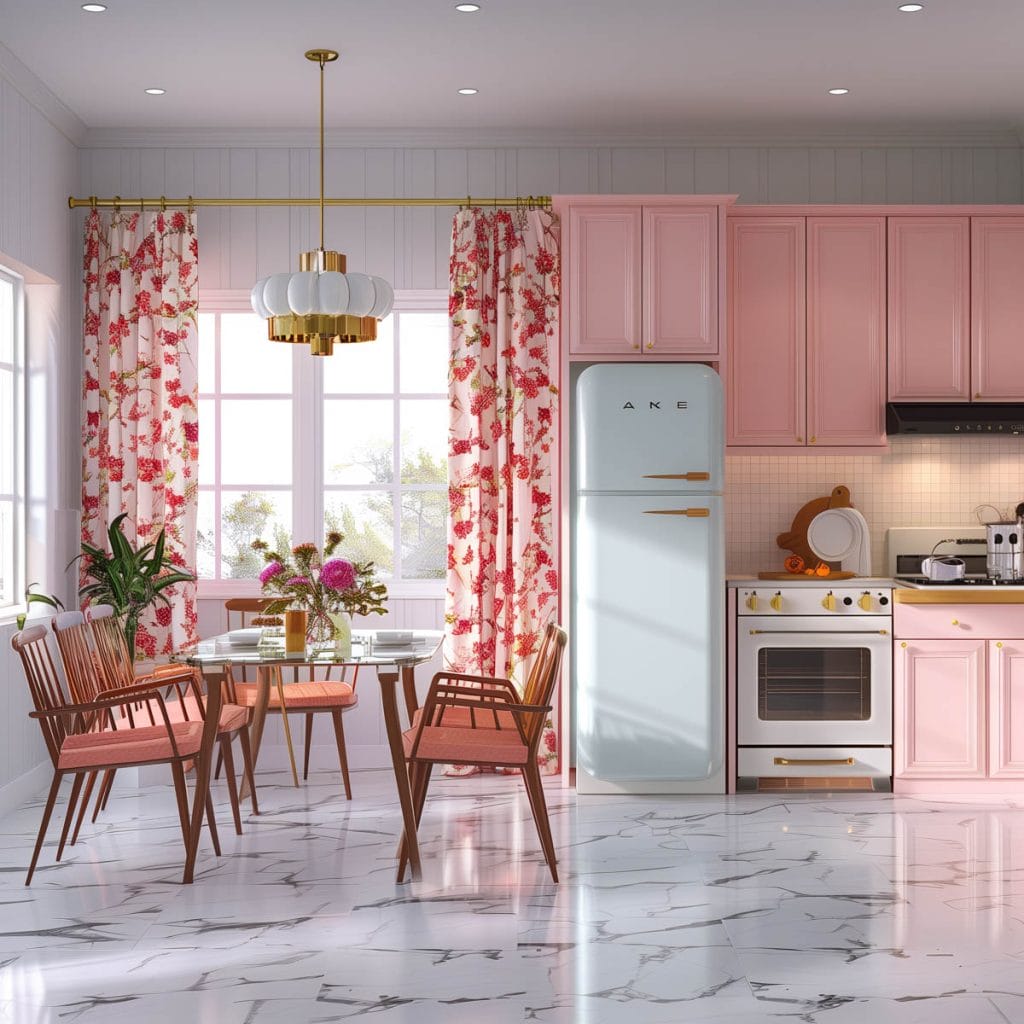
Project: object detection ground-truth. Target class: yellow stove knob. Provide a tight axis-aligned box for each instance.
[858,593,873,611]
[746,593,759,611]
[770,593,783,612]
[822,593,836,612]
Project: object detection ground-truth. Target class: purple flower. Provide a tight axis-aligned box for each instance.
[285,575,311,588]
[259,561,284,585]
[320,558,356,592]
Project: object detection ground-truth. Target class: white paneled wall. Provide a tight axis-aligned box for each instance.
[0,73,79,804]
[77,141,1024,291]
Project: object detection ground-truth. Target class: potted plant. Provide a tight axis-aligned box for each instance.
[15,584,65,630]
[73,513,196,661]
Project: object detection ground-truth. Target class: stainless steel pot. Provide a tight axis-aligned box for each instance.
[986,521,1024,581]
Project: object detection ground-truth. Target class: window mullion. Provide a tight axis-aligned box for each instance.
[292,342,318,543]
[393,312,402,582]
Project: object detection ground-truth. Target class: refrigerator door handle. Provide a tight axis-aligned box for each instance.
[643,508,711,517]
[642,472,711,481]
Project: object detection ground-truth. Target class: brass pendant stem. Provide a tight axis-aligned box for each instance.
[319,53,325,252]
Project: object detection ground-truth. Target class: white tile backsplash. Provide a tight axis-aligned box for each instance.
[726,437,1024,574]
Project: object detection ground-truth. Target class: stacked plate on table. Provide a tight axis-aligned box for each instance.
[225,628,264,647]
[372,630,429,647]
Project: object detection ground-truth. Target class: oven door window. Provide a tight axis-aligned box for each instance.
[757,647,872,721]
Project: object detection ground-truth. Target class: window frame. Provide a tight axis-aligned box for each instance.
[0,264,25,614]
[197,289,448,601]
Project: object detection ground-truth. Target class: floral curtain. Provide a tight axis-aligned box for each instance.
[81,208,200,658]
[446,207,561,774]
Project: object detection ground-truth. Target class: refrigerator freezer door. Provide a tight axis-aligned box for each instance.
[575,494,724,781]
[576,363,723,493]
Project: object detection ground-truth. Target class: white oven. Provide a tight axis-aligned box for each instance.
[735,588,893,755]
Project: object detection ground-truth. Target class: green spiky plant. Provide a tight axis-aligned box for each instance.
[72,513,196,660]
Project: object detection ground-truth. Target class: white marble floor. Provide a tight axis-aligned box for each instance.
[1,770,1024,1023]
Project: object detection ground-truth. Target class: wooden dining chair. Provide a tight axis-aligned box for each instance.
[11,625,217,885]
[397,622,567,882]
[224,597,361,798]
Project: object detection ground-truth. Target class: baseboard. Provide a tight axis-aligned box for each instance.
[0,762,51,817]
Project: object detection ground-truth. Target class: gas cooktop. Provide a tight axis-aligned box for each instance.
[896,576,1024,587]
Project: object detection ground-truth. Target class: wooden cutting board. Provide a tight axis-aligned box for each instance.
[757,570,858,580]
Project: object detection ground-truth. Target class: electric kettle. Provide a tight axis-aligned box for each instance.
[920,556,966,582]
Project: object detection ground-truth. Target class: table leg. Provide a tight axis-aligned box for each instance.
[183,665,224,884]
[240,665,272,801]
[401,663,419,727]
[275,668,300,788]
[378,669,422,882]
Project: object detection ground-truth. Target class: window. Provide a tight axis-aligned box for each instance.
[197,291,448,592]
[0,266,24,611]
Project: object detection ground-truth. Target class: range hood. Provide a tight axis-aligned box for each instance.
[887,403,1024,436]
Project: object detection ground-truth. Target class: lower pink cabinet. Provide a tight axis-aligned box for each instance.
[895,636,1024,782]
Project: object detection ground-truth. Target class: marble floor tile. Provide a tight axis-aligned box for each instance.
[4,773,1024,1021]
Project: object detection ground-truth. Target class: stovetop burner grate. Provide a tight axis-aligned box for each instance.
[896,576,1024,587]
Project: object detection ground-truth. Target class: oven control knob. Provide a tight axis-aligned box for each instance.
[843,596,853,606]
[746,593,759,611]
[822,592,836,612]
[879,596,889,606]
[770,593,783,612]
[858,593,873,611]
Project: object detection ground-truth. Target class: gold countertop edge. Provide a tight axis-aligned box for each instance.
[894,588,1024,605]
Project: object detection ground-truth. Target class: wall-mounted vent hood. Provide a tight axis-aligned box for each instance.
[887,403,1024,436]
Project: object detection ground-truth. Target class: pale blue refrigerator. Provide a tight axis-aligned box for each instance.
[574,363,725,793]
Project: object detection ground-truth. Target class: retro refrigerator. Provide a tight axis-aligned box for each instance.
[574,363,725,794]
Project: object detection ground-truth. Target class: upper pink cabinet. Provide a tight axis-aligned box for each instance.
[727,218,805,446]
[888,218,970,401]
[972,219,1024,401]
[806,218,887,446]
[563,199,722,357]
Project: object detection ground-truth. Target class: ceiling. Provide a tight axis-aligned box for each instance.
[1,0,1023,140]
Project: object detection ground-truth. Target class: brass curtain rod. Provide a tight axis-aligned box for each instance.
[67,194,552,210]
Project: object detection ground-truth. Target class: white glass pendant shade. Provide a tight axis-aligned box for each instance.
[344,273,375,317]
[286,271,320,315]
[369,276,394,319]
[263,273,294,316]
[317,271,349,314]
[250,278,271,319]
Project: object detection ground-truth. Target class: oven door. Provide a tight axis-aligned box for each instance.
[737,617,892,746]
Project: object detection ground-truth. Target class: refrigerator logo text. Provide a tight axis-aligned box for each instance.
[621,401,688,410]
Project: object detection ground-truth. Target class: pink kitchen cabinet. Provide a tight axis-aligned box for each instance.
[806,217,887,446]
[888,218,971,402]
[895,638,986,779]
[567,204,642,355]
[989,641,1024,778]
[727,217,805,446]
[971,218,1024,401]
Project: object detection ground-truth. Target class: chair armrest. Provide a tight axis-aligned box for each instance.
[428,670,518,694]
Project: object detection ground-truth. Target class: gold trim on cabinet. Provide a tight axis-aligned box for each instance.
[894,589,1024,605]
[773,757,856,767]
[643,508,711,517]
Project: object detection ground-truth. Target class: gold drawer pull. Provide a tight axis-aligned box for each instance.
[644,508,710,517]
[773,757,856,767]
[642,472,711,481]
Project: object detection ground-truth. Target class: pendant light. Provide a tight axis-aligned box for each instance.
[250,49,394,356]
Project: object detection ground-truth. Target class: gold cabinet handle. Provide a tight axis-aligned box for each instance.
[795,436,803,443]
[809,436,817,444]
[632,343,640,350]
[774,757,855,767]
[643,508,710,517]
[642,472,711,481]
[646,342,654,350]
[952,619,959,626]
[901,642,907,648]
[997,641,1004,648]
[770,593,783,612]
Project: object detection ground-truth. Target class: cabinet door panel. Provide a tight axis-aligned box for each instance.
[989,641,1024,778]
[727,218,805,446]
[568,205,642,355]
[888,218,970,401]
[644,207,717,354]
[972,219,1024,401]
[895,639,986,779]
[807,217,887,446]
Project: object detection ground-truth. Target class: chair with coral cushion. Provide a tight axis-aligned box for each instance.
[11,625,218,885]
[224,597,360,798]
[397,622,567,882]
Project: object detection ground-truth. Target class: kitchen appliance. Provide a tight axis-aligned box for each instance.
[735,583,893,790]
[574,363,724,794]
[888,526,1024,586]
[985,522,1024,581]
[919,555,966,582]
[886,402,1024,435]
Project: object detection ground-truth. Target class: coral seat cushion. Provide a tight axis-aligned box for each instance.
[403,725,529,765]
[234,681,356,708]
[119,696,248,733]
[411,705,517,731]
[58,721,204,770]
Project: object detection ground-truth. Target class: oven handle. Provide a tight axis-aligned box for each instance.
[773,756,856,767]
[748,629,889,635]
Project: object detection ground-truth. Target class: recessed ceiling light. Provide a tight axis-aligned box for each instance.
[458,87,478,95]
[828,88,850,95]
[455,3,481,10]
[144,87,166,96]
[81,3,107,10]
[897,3,924,10]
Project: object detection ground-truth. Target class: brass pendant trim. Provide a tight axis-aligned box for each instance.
[268,314,378,356]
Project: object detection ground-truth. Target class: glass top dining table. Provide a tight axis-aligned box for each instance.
[168,629,444,883]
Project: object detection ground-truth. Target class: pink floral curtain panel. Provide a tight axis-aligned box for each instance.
[81,209,200,657]
[446,207,561,773]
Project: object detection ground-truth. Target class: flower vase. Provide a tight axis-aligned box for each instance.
[329,612,352,658]
[306,606,334,648]
[284,609,308,653]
